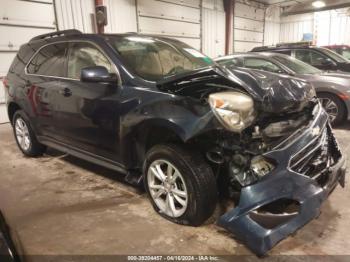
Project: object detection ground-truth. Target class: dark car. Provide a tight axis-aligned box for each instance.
[215,52,350,124]
[252,42,350,72]
[0,211,20,262]
[323,45,350,60]
[3,30,347,255]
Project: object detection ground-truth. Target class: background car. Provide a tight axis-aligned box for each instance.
[215,52,350,125]
[0,211,20,262]
[251,42,350,73]
[323,45,350,60]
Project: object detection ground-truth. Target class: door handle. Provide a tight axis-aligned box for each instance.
[59,88,72,97]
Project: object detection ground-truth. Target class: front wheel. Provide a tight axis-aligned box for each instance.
[318,93,346,125]
[144,144,217,226]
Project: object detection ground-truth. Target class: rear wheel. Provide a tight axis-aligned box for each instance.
[318,93,346,125]
[144,144,217,226]
[13,111,46,157]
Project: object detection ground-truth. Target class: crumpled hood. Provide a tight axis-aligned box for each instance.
[157,66,316,114]
[229,68,316,113]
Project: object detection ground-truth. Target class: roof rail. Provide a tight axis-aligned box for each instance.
[251,41,314,52]
[251,45,275,52]
[275,41,313,48]
[30,29,82,42]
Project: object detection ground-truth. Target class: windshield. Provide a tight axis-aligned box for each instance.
[273,55,322,74]
[319,47,349,63]
[107,36,214,81]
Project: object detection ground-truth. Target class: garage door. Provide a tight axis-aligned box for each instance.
[233,0,265,52]
[137,0,201,50]
[202,0,225,58]
[0,0,55,123]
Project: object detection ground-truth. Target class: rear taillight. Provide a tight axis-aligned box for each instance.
[1,77,9,88]
[338,93,350,100]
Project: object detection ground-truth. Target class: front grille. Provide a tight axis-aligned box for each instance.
[289,125,341,186]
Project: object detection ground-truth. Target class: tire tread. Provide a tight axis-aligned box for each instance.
[144,143,217,226]
[13,110,46,157]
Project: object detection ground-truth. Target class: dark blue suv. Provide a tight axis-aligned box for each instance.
[3,30,346,256]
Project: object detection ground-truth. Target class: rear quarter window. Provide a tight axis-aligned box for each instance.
[8,44,37,76]
[27,43,68,77]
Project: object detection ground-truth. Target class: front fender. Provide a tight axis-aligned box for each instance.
[120,87,223,142]
[118,87,223,168]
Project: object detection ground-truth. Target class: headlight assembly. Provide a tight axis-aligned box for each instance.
[250,156,275,177]
[209,92,255,132]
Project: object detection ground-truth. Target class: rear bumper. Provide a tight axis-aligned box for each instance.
[217,104,347,256]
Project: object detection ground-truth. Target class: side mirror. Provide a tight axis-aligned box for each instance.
[80,66,117,83]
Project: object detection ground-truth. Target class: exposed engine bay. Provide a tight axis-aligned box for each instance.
[204,101,316,194]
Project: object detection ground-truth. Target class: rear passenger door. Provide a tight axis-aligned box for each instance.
[25,42,68,140]
[53,41,121,161]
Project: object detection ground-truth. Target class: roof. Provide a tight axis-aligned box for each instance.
[214,52,288,61]
[251,41,318,52]
[29,29,184,45]
[323,45,350,49]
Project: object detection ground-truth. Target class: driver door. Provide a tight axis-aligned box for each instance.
[53,41,122,162]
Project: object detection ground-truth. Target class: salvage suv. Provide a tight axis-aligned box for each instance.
[3,30,347,255]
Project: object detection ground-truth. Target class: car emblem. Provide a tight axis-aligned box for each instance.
[311,126,321,136]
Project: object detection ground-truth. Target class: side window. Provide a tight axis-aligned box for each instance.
[295,49,329,66]
[68,42,112,79]
[274,50,292,56]
[295,50,312,64]
[218,58,243,68]
[310,51,331,66]
[244,57,282,73]
[27,43,67,77]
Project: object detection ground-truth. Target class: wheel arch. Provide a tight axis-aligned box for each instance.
[123,119,188,169]
[316,90,348,121]
[7,102,21,124]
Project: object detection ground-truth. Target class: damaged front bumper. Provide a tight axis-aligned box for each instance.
[217,104,347,256]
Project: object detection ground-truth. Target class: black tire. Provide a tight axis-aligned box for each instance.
[318,93,346,125]
[144,144,217,226]
[12,110,46,157]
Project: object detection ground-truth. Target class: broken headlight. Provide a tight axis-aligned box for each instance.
[209,92,255,132]
[250,156,275,177]
[229,155,275,188]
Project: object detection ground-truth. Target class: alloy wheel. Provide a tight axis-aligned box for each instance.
[147,159,188,218]
[319,97,338,123]
[15,118,31,151]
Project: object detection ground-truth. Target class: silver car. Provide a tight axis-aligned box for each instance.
[215,52,350,125]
